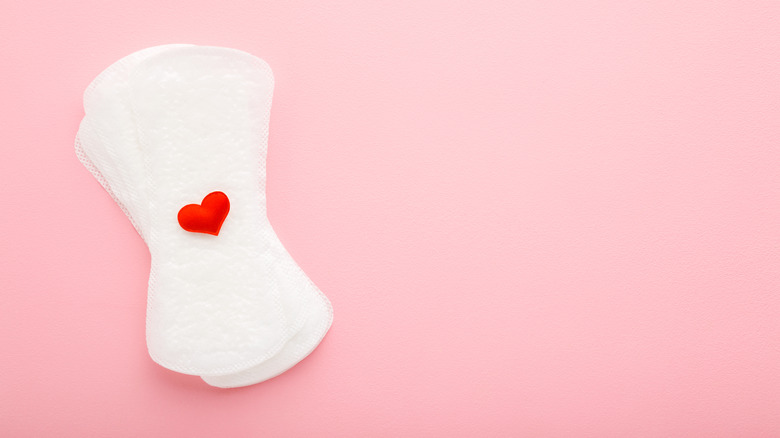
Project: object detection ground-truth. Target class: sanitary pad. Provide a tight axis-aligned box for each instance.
[76,45,333,387]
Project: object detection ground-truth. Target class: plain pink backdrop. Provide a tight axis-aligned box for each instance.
[1,1,779,436]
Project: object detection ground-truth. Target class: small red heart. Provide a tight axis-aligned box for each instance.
[177,191,230,236]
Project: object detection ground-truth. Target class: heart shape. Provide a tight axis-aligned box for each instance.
[177,191,230,236]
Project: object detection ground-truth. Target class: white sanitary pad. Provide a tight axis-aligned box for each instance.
[76,45,333,388]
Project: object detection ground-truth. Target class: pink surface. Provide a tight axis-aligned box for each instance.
[1,1,779,436]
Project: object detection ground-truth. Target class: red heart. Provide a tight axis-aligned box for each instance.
[177,191,230,236]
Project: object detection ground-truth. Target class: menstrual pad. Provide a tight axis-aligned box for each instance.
[76,45,333,387]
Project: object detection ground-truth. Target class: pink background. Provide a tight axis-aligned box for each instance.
[1,1,779,436]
